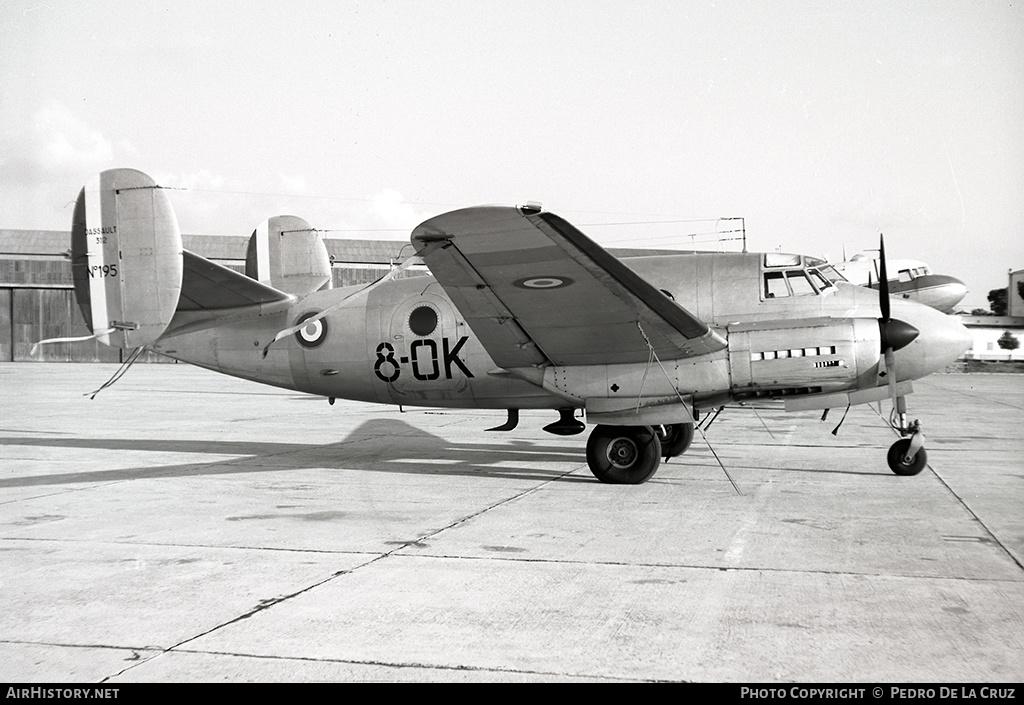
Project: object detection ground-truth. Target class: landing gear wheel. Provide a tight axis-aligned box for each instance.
[658,424,695,459]
[887,438,928,476]
[586,425,662,484]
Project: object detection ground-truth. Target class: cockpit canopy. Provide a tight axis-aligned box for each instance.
[762,254,847,300]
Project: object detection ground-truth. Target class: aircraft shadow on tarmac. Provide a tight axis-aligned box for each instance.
[0,418,600,488]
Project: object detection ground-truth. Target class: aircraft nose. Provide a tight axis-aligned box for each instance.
[917,274,968,312]
[893,304,973,380]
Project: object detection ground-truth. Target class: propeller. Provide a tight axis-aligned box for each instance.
[877,234,920,357]
[876,234,919,409]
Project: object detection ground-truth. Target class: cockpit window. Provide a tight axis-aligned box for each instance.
[764,253,802,268]
[817,264,847,283]
[764,267,836,299]
[808,268,833,290]
[786,271,816,296]
[765,271,789,298]
[762,256,847,300]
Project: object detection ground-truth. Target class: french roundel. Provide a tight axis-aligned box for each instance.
[512,276,574,290]
[295,312,328,348]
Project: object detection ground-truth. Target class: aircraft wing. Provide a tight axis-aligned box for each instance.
[411,206,727,367]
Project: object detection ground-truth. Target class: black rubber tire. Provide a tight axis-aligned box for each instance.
[659,423,695,459]
[887,438,928,476]
[586,425,662,484]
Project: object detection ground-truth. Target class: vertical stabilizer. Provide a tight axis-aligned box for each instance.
[71,169,184,348]
[245,215,332,296]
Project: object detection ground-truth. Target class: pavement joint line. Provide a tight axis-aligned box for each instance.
[0,639,163,653]
[0,536,401,555]
[927,470,1024,574]
[94,468,585,681]
[376,550,1024,583]
[140,646,651,682]
[4,534,1019,583]
[102,566,361,681]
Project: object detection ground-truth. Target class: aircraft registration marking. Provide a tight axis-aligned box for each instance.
[374,337,474,383]
[86,264,119,278]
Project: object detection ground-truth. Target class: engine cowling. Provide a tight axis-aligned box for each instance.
[727,317,880,399]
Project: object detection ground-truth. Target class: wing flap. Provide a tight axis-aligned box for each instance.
[413,207,726,367]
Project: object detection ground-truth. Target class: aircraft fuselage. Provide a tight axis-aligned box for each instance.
[150,251,970,421]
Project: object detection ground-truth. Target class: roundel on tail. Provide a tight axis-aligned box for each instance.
[71,169,184,348]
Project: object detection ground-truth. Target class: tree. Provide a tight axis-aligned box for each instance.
[988,288,1008,316]
[997,330,1019,359]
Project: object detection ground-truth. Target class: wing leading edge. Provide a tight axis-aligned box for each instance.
[411,206,726,367]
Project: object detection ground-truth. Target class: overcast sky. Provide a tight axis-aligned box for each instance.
[2,0,1021,308]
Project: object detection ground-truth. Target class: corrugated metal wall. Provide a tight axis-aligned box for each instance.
[1,229,403,363]
[10,288,128,362]
[1,269,395,362]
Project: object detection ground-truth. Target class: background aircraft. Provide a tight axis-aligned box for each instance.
[833,253,968,313]
[59,169,972,484]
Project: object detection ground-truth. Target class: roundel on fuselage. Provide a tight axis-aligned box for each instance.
[294,311,328,348]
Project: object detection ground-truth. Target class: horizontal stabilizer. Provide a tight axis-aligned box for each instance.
[179,250,292,310]
[160,250,295,336]
[245,215,331,296]
[71,168,183,348]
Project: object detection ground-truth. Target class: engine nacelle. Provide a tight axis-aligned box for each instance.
[727,317,880,399]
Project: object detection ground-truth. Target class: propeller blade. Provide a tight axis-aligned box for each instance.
[878,233,891,323]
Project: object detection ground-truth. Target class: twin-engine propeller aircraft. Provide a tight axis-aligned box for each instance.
[64,169,972,484]
[834,253,968,313]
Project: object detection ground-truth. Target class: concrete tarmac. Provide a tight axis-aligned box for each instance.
[1,363,1021,682]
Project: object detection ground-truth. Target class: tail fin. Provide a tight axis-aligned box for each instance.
[71,168,183,348]
[245,215,331,296]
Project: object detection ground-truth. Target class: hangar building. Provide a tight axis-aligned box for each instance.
[0,229,406,362]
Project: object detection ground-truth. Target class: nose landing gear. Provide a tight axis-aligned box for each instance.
[887,414,927,476]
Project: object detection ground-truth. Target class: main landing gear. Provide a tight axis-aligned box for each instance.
[585,423,696,484]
